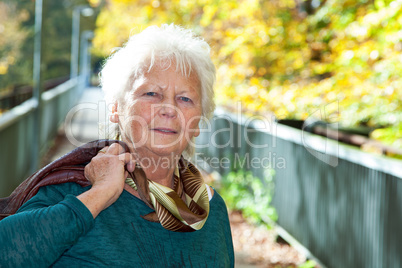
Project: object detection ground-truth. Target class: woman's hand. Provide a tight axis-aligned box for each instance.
[78,143,135,218]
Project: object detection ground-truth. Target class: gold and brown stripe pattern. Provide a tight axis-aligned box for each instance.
[126,156,209,232]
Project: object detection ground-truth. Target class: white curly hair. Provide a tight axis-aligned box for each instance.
[100,24,216,156]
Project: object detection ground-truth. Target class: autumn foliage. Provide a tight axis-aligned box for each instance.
[93,0,402,154]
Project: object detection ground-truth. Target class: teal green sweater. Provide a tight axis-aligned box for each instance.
[0,182,234,267]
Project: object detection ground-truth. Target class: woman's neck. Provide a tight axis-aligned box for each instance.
[134,150,179,188]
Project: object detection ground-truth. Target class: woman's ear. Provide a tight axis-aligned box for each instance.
[193,125,200,138]
[109,102,119,123]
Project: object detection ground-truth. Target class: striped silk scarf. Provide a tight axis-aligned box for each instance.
[125,156,210,232]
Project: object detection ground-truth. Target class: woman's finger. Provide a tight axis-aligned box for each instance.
[118,152,134,165]
[119,154,136,173]
[107,143,125,155]
[97,146,109,155]
[126,159,136,172]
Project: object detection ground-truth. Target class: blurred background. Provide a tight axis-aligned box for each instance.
[0,0,401,267]
[1,0,401,156]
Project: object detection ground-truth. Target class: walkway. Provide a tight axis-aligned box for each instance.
[42,87,105,164]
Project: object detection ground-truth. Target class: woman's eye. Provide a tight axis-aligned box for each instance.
[145,92,157,97]
[180,96,191,102]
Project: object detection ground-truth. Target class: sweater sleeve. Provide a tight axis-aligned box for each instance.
[0,184,94,267]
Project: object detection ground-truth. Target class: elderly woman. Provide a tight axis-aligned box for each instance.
[0,24,234,267]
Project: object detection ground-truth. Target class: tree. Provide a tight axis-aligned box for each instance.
[92,0,402,154]
[0,0,98,96]
[0,1,30,91]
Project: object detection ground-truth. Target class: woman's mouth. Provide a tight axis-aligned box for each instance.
[152,128,178,134]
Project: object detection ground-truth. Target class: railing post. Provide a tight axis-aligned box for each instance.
[70,5,94,80]
[80,31,94,91]
[31,0,45,172]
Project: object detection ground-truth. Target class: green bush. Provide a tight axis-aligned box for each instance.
[216,169,277,226]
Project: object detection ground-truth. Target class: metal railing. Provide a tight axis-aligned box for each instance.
[0,78,83,197]
[195,107,402,268]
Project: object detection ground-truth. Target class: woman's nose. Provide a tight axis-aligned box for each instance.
[159,103,178,118]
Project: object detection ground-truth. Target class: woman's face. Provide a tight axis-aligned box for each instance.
[114,65,202,158]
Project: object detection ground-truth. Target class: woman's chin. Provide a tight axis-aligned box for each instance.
[148,145,183,157]
[122,136,186,157]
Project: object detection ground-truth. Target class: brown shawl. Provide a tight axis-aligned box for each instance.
[0,139,210,232]
[0,140,125,220]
